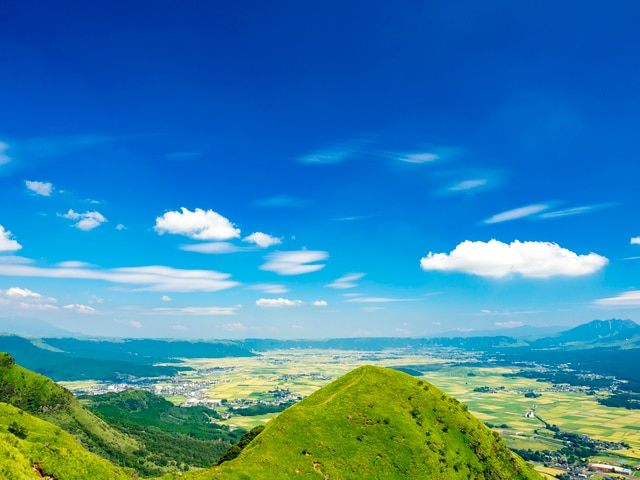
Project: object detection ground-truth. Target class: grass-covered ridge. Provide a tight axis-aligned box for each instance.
[180,365,541,479]
[0,402,137,480]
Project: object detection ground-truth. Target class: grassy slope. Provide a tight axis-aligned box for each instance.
[0,402,136,480]
[180,365,541,480]
[0,352,179,476]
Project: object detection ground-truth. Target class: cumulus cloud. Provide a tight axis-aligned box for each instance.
[243,232,282,248]
[63,303,96,314]
[0,261,239,292]
[327,273,365,289]
[256,298,304,307]
[420,239,608,278]
[483,204,549,224]
[61,209,107,231]
[153,306,240,315]
[25,180,53,196]
[312,300,328,307]
[161,295,172,302]
[249,283,289,294]
[180,242,242,254]
[260,250,328,275]
[154,207,240,240]
[0,225,22,252]
[594,290,640,307]
[0,287,58,310]
[0,141,11,165]
[631,237,640,245]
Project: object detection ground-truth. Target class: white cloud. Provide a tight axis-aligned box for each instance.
[0,261,239,292]
[243,232,282,248]
[161,295,172,302]
[594,290,640,307]
[483,204,549,224]
[154,207,240,240]
[539,206,596,219]
[125,320,142,328]
[61,209,107,231]
[449,179,487,192]
[172,324,188,331]
[0,225,22,252]
[312,300,328,307]
[116,224,126,231]
[494,321,524,328]
[63,303,96,314]
[631,236,640,245]
[25,180,53,196]
[396,152,439,163]
[154,306,240,315]
[420,239,608,278]
[0,141,11,165]
[346,296,417,303]
[327,272,365,289]
[180,242,242,254]
[256,298,304,307]
[260,250,328,275]
[223,322,247,331]
[249,283,289,294]
[0,287,58,310]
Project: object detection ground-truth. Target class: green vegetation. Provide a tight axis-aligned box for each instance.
[179,366,541,479]
[0,351,235,477]
[598,393,640,409]
[227,399,296,416]
[0,402,137,479]
[81,389,243,470]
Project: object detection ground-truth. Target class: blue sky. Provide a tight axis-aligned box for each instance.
[1,1,639,338]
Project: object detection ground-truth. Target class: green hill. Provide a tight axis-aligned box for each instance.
[178,365,541,479]
[0,402,136,480]
[1,351,229,476]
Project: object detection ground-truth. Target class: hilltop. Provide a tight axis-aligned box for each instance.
[181,365,541,479]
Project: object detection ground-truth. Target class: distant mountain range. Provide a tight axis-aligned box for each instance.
[530,318,640,348]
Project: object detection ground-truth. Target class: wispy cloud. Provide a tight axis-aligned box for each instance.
[594,290,640,307]
[180,242,242,254]
[249,283,289,294]
[448,179,487,192]
[0,225,22,252]
[256,298,304,307]
[243,232,282,248]
[312,300,328,307]
[327,273,365,289]
[332,215,374,222]
[346,296,418,303]
[0,260,239,292]
[297,140,364,164]
[483,204,549,224]
[155,207,240,240]
[153,306,240,315]
[0,141,11,165]
[60,209,107,231]
[63,303,96,314]
[539,204,611,219]
[420,239,608,278]
[222,322,247,331]
[25,180,53,196]
[394,152,439,164]
[260,250,328,275]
